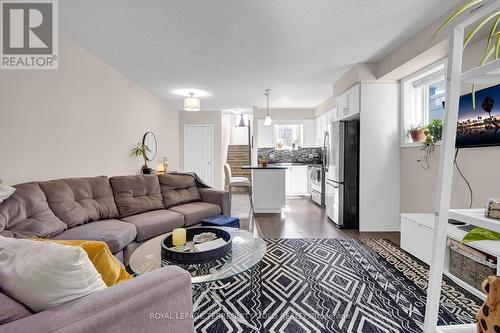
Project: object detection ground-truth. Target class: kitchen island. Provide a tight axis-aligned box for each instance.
[241,165,287,213]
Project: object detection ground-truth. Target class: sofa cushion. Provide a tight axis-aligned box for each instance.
[38,176,118,228]
[110,175,163,218]
[53,219,136,253]
[0,183,67,238]
[0,292,32,324]
[159,174,201,208]
[121,210,184,242]
[40,240,132,287]
[168,202,221,226]
[0,236,106,312]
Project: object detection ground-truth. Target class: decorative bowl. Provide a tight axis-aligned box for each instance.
[161,227,232,265]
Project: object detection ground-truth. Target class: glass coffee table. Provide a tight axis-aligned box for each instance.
[129,227,266,284]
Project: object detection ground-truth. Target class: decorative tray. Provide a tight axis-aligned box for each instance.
[161,227,232,265]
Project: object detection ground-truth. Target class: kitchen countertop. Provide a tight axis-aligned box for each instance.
[268,162,323,167]
[241,165,288,170]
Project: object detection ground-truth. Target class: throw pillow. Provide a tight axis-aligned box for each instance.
[40,239,132,286]
[0,181,15,203]
[0,236,106,312]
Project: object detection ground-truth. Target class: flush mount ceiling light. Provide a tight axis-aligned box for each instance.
[183,92,201,111]
[171,88,211,98]
[263,88,272,126]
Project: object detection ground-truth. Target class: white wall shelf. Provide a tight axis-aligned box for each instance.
[450,208,500,234]
[461,58,500,84]
[436,323,475,333]
[425,1,500,331]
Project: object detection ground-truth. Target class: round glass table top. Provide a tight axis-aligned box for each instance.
[129,227,266,284]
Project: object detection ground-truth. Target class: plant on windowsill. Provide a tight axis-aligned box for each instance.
[433,0,500,111]
[131,143,152,174]
[417,119,443,169]
[408,124,426,143]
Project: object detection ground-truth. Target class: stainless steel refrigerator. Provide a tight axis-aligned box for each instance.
[325,120,359,228]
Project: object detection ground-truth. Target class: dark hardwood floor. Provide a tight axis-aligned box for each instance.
[231,193,400,245]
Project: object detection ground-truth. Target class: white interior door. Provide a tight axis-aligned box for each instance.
[184,124,214,187]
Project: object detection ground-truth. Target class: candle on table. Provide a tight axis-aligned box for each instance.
[172,228,187,246]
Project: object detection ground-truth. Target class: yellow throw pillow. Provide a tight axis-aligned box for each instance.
[37,239,132,287]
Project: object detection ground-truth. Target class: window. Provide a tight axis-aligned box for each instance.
[401,60,446,145]
[274,124,303,150]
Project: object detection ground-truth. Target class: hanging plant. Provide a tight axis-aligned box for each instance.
[418,119,443,169]
[433,0,500,111]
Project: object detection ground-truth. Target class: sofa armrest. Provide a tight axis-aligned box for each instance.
[198,188,231,216]
[0,267,194,333]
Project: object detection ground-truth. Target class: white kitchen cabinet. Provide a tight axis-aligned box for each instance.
[302,119,315,147]
[315,113,328,146]
[314,117,322,146]
[286,166,308,195]
[313,109,335,147]
[257,119,274,148]
[337,84,360,120]
[358,82,399,232]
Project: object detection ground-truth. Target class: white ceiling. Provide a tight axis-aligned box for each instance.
[60,0,461,111]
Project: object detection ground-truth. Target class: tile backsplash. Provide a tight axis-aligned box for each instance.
[258,147,323,164]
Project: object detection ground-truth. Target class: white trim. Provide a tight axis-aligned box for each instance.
[400,59,447,147]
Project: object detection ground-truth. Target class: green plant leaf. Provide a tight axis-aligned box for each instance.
[464,11,500,48]
[432,0,486,41]
[485,15,500,52]
[472,45,496,110]
[496,35,500,58]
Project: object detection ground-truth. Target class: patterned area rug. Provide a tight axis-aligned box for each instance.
[193,239,482,333]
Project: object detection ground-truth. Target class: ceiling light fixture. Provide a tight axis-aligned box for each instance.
[263,88,272,126]
[184,92,200,111]
[172,88,211,98]
[237,114,246,127]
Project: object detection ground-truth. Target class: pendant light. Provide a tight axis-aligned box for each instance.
[237,114,246,127]
[184,92,201,111]
[263,88,272,126]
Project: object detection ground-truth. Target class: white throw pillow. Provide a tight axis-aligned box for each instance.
[0,183,15,203]
[0,236,106,312]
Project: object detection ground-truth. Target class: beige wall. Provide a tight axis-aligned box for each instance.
[332,63,378,96]
[394,22,500,213]
[179,111,224,190]
[401,146,500,213]
[314,95,337,118]
[0,36,179,185]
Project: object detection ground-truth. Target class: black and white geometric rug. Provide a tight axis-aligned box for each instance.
[193,239,482,333]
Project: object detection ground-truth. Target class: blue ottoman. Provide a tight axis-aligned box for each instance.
[201,215,240,229]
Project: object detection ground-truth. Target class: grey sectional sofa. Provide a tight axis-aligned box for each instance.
[0,173,230,332]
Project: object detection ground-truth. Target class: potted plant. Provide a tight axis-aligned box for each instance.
[131,143,152,174]
[258,156,268,167]
[418,119,443,169]
[408,124,426,143]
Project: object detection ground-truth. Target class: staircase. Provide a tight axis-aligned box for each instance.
[226,145,251,188]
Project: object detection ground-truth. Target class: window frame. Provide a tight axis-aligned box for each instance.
[273,123,303,150]
[400,58,447,147]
